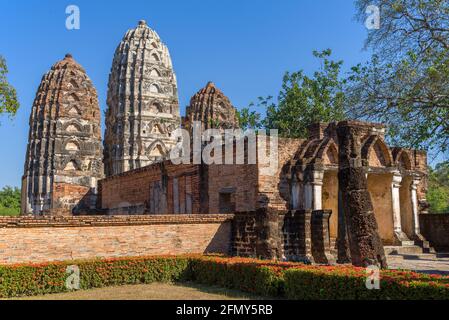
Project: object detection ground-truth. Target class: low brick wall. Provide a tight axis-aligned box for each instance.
[420,214,449,252]
[232,209,334,263]
[0,215,233,265]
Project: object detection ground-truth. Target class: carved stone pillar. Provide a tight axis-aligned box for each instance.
[336,121,387,268]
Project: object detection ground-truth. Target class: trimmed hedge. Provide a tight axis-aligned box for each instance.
[0,256,190,298]
[283,265,449,300]
[0,255,448,299]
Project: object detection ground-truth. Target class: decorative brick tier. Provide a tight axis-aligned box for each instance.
[0,214,233,228]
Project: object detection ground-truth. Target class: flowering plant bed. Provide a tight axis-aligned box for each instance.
[0,255,448,299]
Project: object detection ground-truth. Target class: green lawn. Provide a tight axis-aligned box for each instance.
[0,207,19,216]
[12,282,264,300]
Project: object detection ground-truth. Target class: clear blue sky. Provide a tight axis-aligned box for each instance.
[0,0,374,189]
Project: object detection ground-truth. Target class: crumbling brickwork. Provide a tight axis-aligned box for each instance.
[337,121,387,268]
[183,81,239,132]
[21,54,103,215]
[99,160,202,215]
[232,209,334,263]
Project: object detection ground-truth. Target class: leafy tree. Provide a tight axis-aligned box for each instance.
[427,161,449,213]
[236,107,262,130]
[348,0,449,159]
[256,50,346,138]
[0,55,19,122]
[0,186,21,216]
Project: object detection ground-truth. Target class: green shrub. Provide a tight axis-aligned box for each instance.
[1,255,449,299]
[188,257,284,297]
[284,266,449,300]
[0,206,20,216]
[0,256,191,298]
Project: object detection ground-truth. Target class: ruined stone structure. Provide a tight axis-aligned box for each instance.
[183,81,240,132]
[285,122,428,249]
[16,21,435,267]
[21,54,103,215]
[103,20,181,177]
[98,119,430,262]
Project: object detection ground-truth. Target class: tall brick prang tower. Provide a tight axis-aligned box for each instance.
[21,54,103,215]
[103,20,181,176]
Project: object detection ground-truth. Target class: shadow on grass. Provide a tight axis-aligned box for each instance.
[175,282,276,300]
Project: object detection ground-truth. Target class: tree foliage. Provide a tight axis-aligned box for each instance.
[0,55,19,122]
[236,107,262,130]
[251,50,346,138]
[427,161,449,213]
[348,0,449,158]
[0,186,21,216]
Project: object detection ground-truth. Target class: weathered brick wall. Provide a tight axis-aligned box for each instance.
[98,161,202,215]
[232,212,258,257]
[0,215,233,265]
[208,164,259,213]
[258,138,304,210]
[98,137,304,215]
[232,209,334,263]
[420,214,449,251]
[280,211,311,262]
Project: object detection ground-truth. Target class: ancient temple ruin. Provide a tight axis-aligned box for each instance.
[21,54,103,215]
[103,20,181,177]
[18,21,436,266]
[286,122,428,248]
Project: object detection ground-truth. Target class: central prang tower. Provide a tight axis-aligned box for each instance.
[104,20,181,176]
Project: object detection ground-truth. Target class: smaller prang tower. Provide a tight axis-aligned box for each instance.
[21,54,103,215]
[183,81,240,132]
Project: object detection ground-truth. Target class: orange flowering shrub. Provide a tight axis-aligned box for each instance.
[0,255,448,299]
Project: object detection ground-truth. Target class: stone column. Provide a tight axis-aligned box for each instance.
[304,170,324,210]
[337,188,351,263]
[410,176,421,237]
[297,210,314,264]
[336,121,387,268]
[311,210,336,264]
[291,180,301,210]
[391,173,409,244]
[391,173,403,235]
[255,208,281,260]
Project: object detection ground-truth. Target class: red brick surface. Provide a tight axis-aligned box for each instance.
[0,215,233,265]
